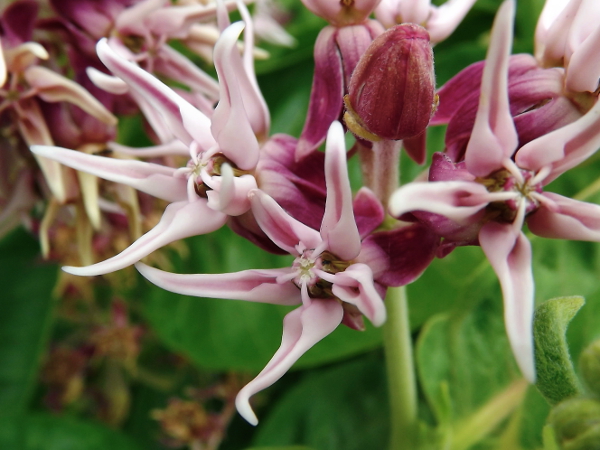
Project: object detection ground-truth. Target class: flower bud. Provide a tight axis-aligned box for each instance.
[344,24,436,142]
[547,398,600,450]
[580,339,600,397]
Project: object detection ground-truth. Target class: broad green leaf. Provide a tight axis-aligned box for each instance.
[252,354,389,450]
[142,227,382,372]
[0,228,57,416]
[22,413,142,450]
[533,297,585,405]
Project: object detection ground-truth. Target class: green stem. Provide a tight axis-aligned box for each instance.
[384,285,418,450]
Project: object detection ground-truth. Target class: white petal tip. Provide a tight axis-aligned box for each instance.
[62,265,106,277]
[235,394,258,426]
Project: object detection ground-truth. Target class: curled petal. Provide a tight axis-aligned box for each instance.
[527,193,600,241]
[297,26,344,160]
[249,189,321,255]
[320,121,361,260]
[479,223,535,382]
[389,181,492,224]
[30,145,187,203]
[236,299,344,425]
[205,170,257,216]
[427,0,478,43]
[86,67,129,94]
[330,263,386,326]
[63,200,227,276]
[465,0,517,176]
[565,24,600,93]
[24,66,117,126]
[136,263,301,305]
[211,22,260,170]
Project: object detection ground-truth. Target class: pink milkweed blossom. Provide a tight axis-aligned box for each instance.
[136,121,438,425]
[389,0,600,383]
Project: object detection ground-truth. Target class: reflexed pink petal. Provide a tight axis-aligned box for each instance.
[136,263,301,304]
[353,187,384,238]
[249,189,322,255]
[235,299,344,425]
[465,0,517,177]
[330,263,386,326]
[361,223,439,286]
[527,193,600,241]
[535,0,579,65]
[565,24,600,93]
[389,181,492,224]
[63,200,227,276]
[211,22,260,170]
[427,0,477,43]
[479,222,535,382]
[114,0,164,37]
[515,98,600,181]
[24,66,117,126]
[320,121,361,261]
[30,145,187,202]
[108,140,190,157]
[96,39,216,151]
[296,26,344,160]
[86,67,129,94]
[300,0,380,25]
[205,171,257,216]
[145,3,222,38]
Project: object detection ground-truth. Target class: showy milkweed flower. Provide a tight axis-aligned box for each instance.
[390,0,600,383]
[136,121,439,424]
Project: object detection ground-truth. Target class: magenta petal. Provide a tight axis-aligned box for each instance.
[320,122,361,261]
[353,187,384,238]
[63,200,227,276]
[249,189,322,255]
[331,263,386,326]
[235,299,344,425]
[211,22,260,170]
[402,132,427,165]
[429,152,476,182]
[479,222,535,382]
[361,223,439,286]
[296,26,344,160]
[527,193,600,241]
[465,0,518,177]
[136,263,301,305]
[30,145,187,202]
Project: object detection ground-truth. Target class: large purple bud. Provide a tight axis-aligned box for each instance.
[344,23,436,142]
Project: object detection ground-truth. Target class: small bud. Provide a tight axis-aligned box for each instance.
[344,24,437,142]
[580,339,600,397]
[547,398,600,450]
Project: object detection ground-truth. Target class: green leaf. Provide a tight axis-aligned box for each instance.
[245,447,314,450]
[252,355,389,450]
[142,227,382,372]
[0,228,57,416]
[533,296,585,405]
[22,413,142,450]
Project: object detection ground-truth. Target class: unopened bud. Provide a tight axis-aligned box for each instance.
[344,24,437,142]
[548,398,600,450]
[580,339,600,397]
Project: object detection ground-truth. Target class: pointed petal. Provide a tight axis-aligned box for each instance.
[63,200,227,276]
[565,23,600,93]
[249,189,322,255]
[24,66,117,126]
[402,132,427,165]
[527,192,600,241]
[353,187,384,238]
[136,262,301,304]
[296,26,344,160]
[515,98,600,181]
[235,299,344,425]
[96,39,216,151]
[108,140,190,157]
[30,145,187,202]
[465,0,518,177]
[330,263,386,326]
[389,181,491,224]
[86,67,129,94]
[427,0,477,43]
[479,223,535,382]
[211,22,260,170]
[320,121,361,260]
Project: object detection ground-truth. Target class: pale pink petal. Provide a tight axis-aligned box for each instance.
[108,140,190,157]
[388,181,492,224]
[301,0,381,26]
[96,39,216,151]
[211,22,260,170]
[320,121,361,261]
[427,0,478,43]
[136,263,301,304]
[0,42,7,87]
[145,3,224,38]
[249,189,322,255]
[330,263,386,326]
[30,145,187,203]
[479,223,535,382]
[465,0,517,177]
[296,26,344,160]
[565,24,600,93]
[205,169,257,216]
[535,0,579,64]
[63,200,227,276]
[527,192,600,241]
[86,67,129,94]
[515,98,600,181]
[235,299,344,425]
[24,66,117,126]
[114,0,164,37]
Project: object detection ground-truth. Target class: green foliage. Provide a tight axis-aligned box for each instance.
[534,297,585,405]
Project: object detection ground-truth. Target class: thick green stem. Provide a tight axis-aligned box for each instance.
[384,285,418,450]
